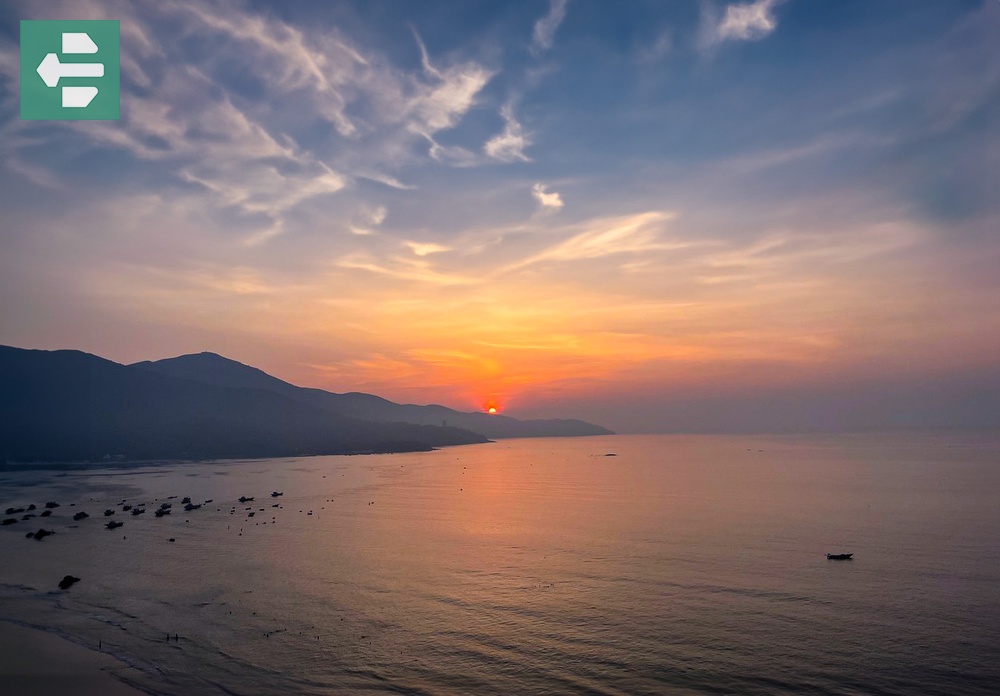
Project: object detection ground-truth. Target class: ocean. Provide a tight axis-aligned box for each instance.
[1,433,999,695]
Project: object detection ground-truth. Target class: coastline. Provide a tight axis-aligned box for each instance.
[0,619,153,696]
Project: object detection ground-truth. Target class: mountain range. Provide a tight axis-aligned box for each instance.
[0,345,611,462]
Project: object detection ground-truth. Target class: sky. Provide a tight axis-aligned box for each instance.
[0,0,998,433]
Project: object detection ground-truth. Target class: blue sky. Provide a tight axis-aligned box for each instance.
[0,0,998,432]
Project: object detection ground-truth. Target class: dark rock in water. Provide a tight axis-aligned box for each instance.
[72,511,89,521]
[6,507,25,515]
[183,503,201,511]
[238,496,254,503]
[159,502,172,510]
[247,511,255,517]
[131,507,146,515]
[58,575,81,590]
[21,514,36,520]
[27,504,36,511]
[40,510,52,518]
[181,497,191,504]
[32,529,54,540]
[271,491,284,497]
[2,518,18,525]
[106,520,124,530]
[104,509,115,516]
[169,538,176,542]
[154,508,171,517]
[122,504,133,511]
[44,502,60,509]
[25,532,33,538]
[204,499,213,504]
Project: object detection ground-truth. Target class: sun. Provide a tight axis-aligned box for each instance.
[487,407,497,414]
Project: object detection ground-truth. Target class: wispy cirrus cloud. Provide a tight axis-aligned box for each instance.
[168,1,365,137]
[484,104,533,162]
[504,211,681,272]
[348,205,389,237]
[409,31,494,133]
[406,27,494,166]
[419,130,480,167]
[532,0,571,54]
[405,241,453,256]
[0,0,509,245]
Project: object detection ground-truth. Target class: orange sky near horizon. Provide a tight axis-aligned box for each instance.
[32,207,993,422]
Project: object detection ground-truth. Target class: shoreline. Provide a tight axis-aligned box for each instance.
[0,438,510,473]
[0,619,154,696]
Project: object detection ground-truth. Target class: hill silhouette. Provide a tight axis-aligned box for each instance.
[131,352,613,439]
[0,346,611,463]
[0,346,487,462]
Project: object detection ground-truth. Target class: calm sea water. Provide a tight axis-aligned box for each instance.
[1,433,999,695]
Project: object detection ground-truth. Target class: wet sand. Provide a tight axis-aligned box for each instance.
[0,620,150,696]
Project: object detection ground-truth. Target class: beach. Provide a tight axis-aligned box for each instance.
[0,620,149,696]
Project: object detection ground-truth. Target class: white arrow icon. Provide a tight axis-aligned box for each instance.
[36,52,104,88]
[35,32,105,109]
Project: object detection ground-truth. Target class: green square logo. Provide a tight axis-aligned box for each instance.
[20,20,120,120]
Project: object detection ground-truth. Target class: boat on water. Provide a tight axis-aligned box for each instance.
[827,553,853,560]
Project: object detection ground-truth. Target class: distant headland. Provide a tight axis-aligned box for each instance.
[0,346,612,464]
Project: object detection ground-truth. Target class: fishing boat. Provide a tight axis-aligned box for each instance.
[826,553,853,560]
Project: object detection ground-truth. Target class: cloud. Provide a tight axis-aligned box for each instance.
[409,29,494,133]
[356,172,418,190]
[532,0,571,54]
[418,130,480,167]
[5,0,498,205]
[169,1,365,136]
[506,211,681,271]
[699,0,783,49]
[531,183,564,210]
[1,0,510,244]
[412,65,494,132]
[484,104,533,162]
[348,205,388,236]
[410,25,443,80]
[242,219,287,247]
[405,241,452,256]
[716,0,783,42]
[334,252,474,285]
[5,157,62,189]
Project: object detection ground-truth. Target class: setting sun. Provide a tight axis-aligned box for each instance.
[488,407,497,414]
